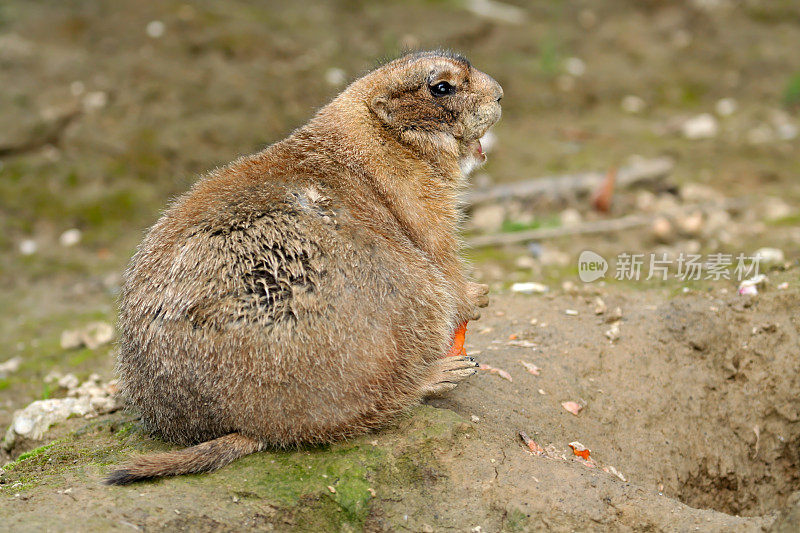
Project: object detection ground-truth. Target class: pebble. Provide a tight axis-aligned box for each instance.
[471,204,505,233]
[754,247,784,265]
[60,321,114,350]
[146,20,165,38]
[471,415,480,423]
[19,239,37,256]
[58,228,82,247]
[605,322,621,342]
[738,274,768,296]
[82,91,108,111]
[561,401,583,416]
[511,282,549,294]
[559,207,582,227]
[621,95,645,114]
[565,309,578,316]
[0,357,22,378]
[681,113,718,139]
[652,217,675,243]
[564,57,586,77]
[678,211,703,237]
[594,297,607,315]
[3,375,123,449]
[715,98,737,117]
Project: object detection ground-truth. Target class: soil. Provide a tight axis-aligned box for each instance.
[1,0,800,531]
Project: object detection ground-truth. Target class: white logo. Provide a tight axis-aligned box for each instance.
[578,250,608,282]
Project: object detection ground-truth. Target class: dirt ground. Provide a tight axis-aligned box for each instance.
[2,0,800,531]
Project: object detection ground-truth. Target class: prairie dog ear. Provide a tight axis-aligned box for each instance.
[369,95,392,124]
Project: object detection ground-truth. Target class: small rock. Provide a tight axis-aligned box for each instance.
[471,204,505,233]
[470,415,480,423]
[561,401,583,416]
[560,207,582,227]
[754,247,784,265]
[465,0,527,24]
[678,211,703,237]
[81,322,114,350]
[594,297,607,315]
[70,81,85,96]
[60,330,83,350]
[651,217,675,243]
[682,113,718,139]
[19,239,37,256]
[82,91,108,111]
[511,282,549,294]
[605,322,621,341]
[715,98,737,117]
[58,228,82,247]
[681,183,723,203]
[738,274,768,296]
[621,95,645,114]
[565,309,578,316]
[564,57,586,77]
[145,20,165,38]
[0,357,22,378]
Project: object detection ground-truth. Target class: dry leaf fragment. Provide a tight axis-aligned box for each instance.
[568,441,591,460]
[519,431,545,455]
[561,401,583,415]
[478,364,513,382]
[518,360,541,376]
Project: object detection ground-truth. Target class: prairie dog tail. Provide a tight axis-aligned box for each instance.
[105,433,262,485]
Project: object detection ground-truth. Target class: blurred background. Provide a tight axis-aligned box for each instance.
[1,0,799,424]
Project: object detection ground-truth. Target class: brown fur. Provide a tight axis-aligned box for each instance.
[106,50,502,484]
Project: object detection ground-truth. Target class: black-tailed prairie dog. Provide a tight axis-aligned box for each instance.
[107,50,502,484]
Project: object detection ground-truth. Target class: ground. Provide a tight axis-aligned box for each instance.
[1,0,799,531]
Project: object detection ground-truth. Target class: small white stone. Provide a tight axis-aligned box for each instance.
[564,57,586,77]
[511,282,549,294]
[59,228,82,247]
[754,247,784,265]
[146,20,165,39]
[682,113,718,139]
[19,239,37,256]
[559,208,582,227]
[621,95,645,114]
[0,357,22,378]
[470,415,480,423]
[715,98,737,116]
[82,91,107,111]
[69,81,85,96]
[565,309,579,316]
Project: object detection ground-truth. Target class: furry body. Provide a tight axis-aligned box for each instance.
[109,51,502,483]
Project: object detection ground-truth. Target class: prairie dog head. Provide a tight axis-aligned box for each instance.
[362,51,503,175]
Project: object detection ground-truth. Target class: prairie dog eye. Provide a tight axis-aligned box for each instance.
[429,81,456,97]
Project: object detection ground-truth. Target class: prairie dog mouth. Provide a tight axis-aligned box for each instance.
[467,138,486,163]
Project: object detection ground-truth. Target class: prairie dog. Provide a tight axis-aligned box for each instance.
[107,51,502,484]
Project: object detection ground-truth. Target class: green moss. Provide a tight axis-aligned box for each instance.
[14,442,56,463]
[505,507,531,532]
